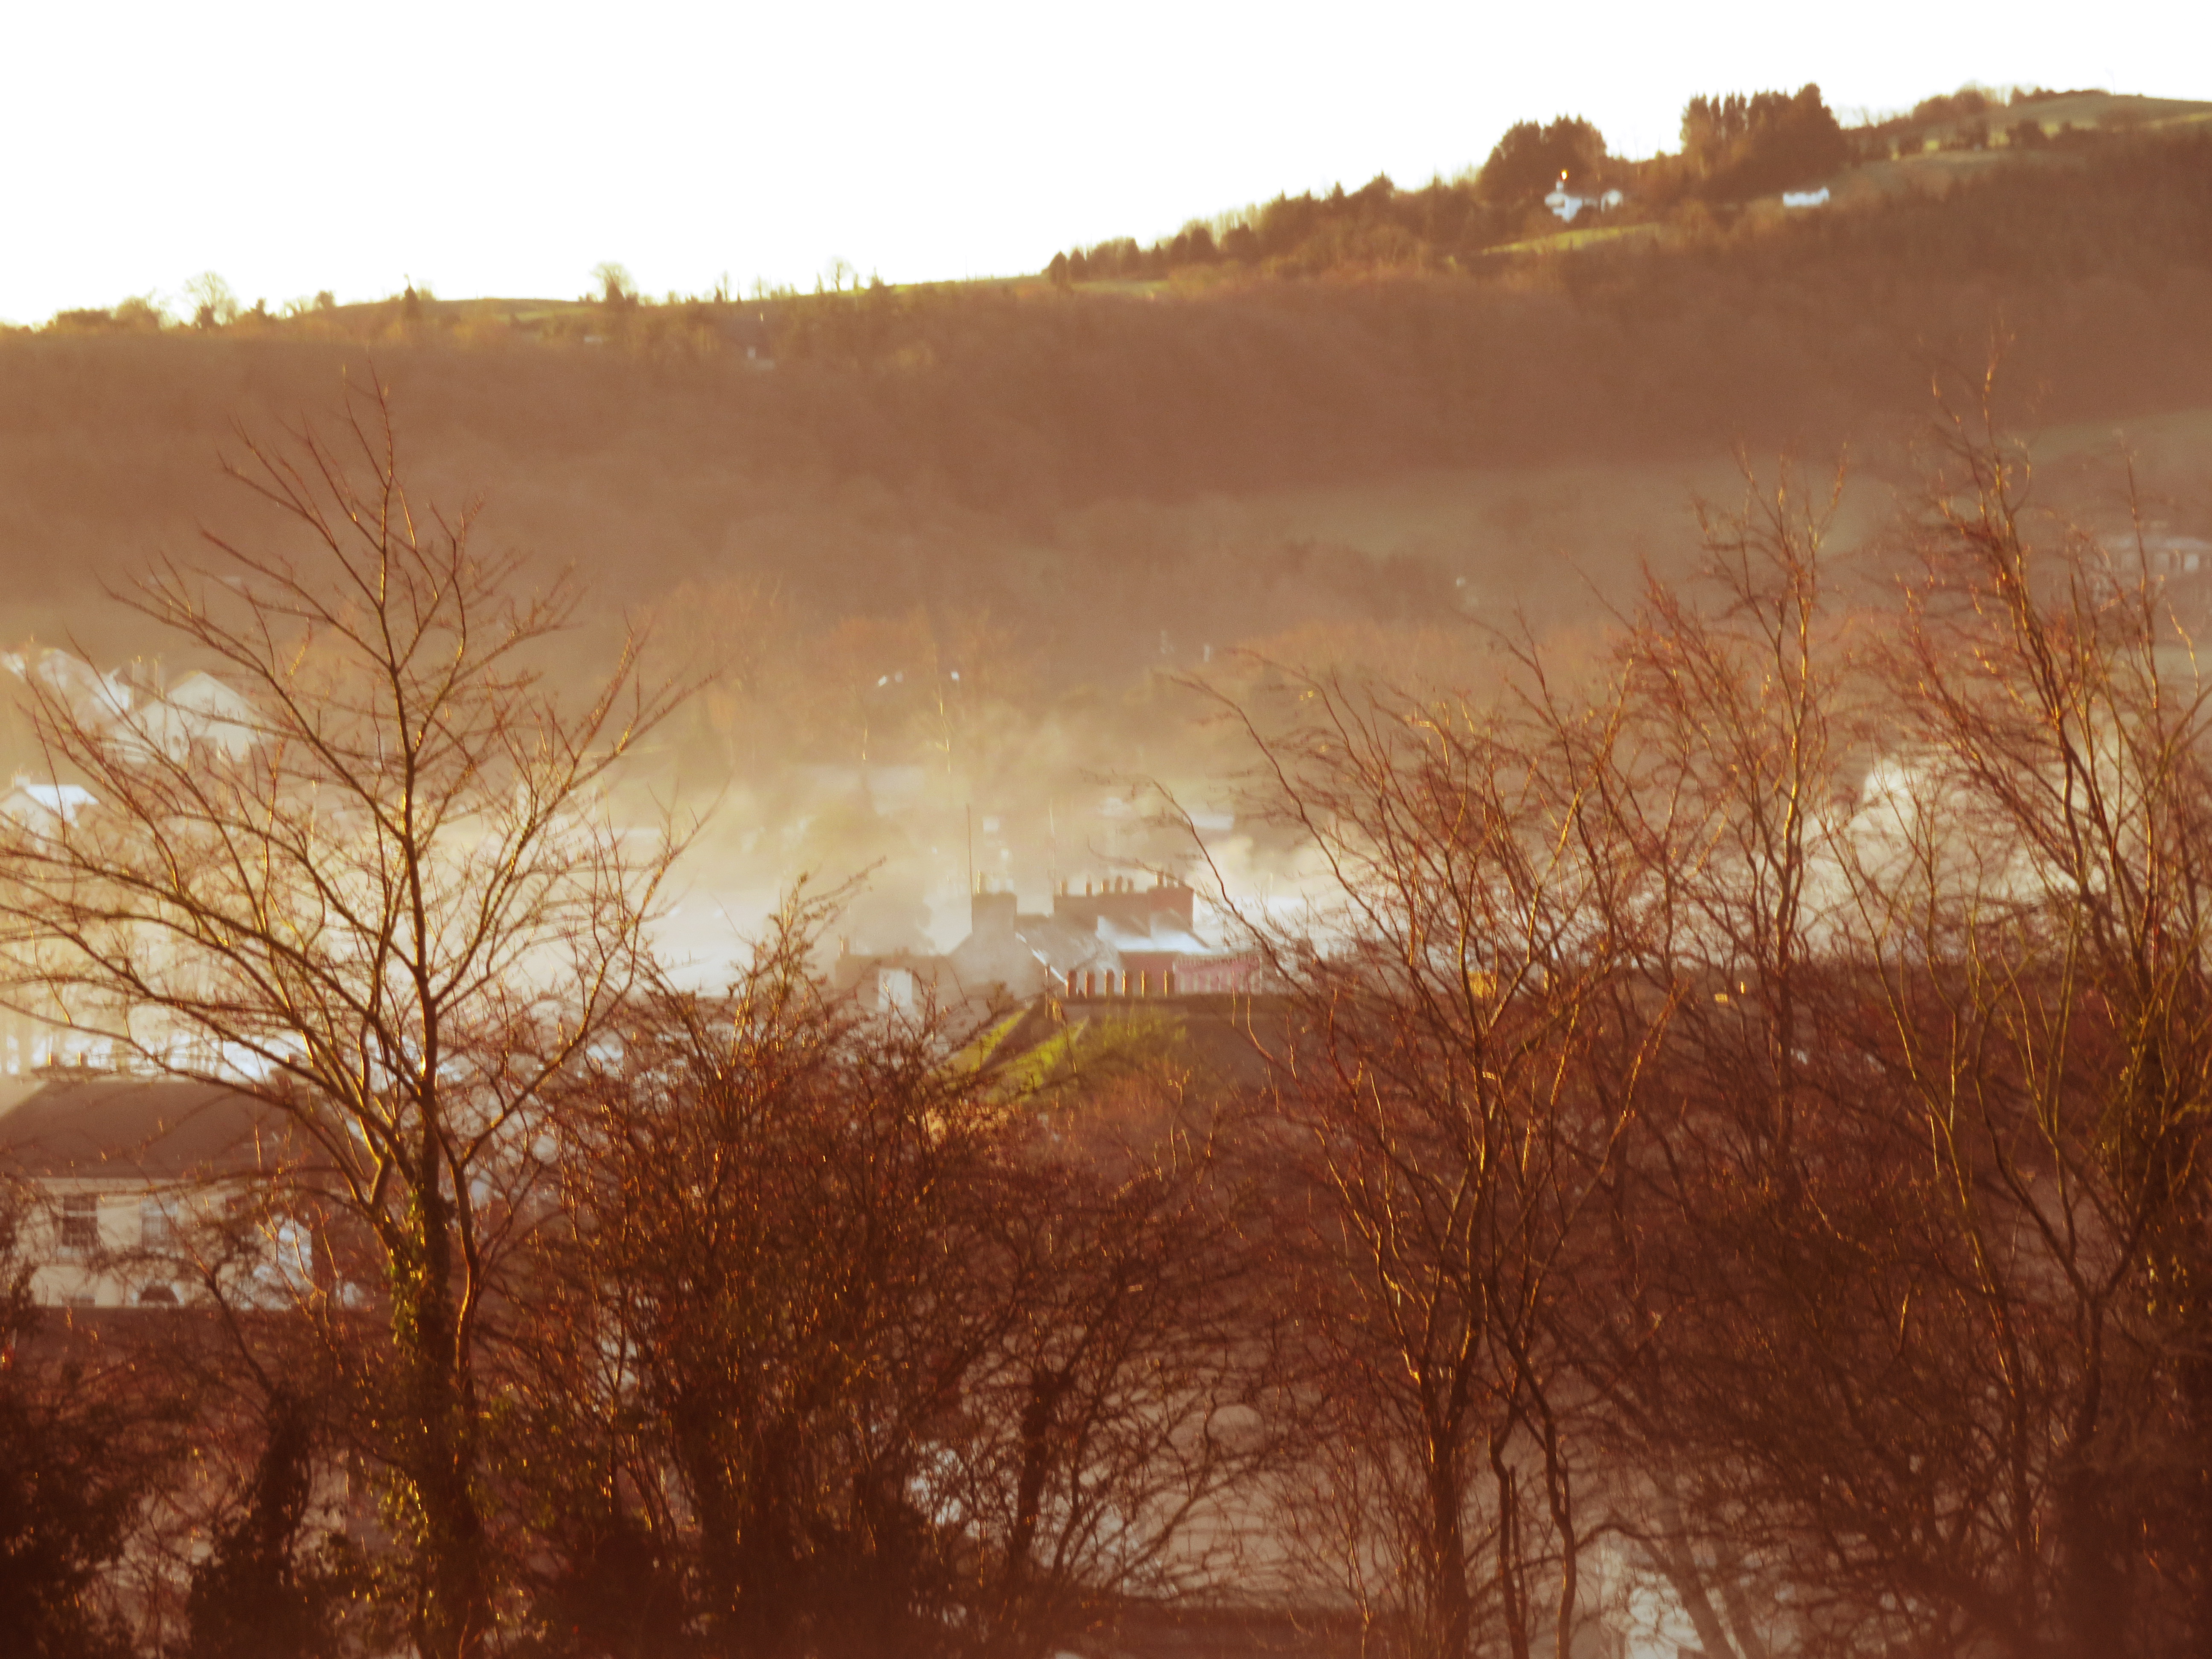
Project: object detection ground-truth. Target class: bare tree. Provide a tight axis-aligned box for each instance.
[1596,402,2212,1658]
[943,1091,1279,1659]
[183,271,240,331]
[1838,399,2212,1656]
[1207,661,1671,1659]
[0,377,689,1659]
[1583,458,1859,1659]
[538,903,996,1657]
[531,899,1278,1659]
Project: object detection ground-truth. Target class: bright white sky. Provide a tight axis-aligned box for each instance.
[2,0,2202,325]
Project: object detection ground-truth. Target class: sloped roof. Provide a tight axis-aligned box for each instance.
[1095,916,1212,957]
[164,670,256,720]
[0,1074,290,1180]
[990,992,1295,1093]
[0,781,98,830]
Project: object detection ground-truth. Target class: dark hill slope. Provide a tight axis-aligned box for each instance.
[1,132,2208,674]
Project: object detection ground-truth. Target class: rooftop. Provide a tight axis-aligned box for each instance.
[0,1073,291,1181]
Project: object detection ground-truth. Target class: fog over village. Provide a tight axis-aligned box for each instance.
[5,11,2212,1659]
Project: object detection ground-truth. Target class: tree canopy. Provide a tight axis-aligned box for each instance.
[1680,84,1849,199]
[1475,116,1609,209]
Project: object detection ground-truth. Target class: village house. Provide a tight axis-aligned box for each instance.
[0,777,96,836]
[0,1071,301,1310]
[2149,531,2212,578]
[833,872,1263,1011]
[119,667,259,761]
[3,648,259,762]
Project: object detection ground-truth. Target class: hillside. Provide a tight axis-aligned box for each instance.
[9,119,2211,644]
[5,102,2212,949]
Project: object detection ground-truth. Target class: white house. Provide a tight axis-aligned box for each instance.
[0,1072,304,1310]
[1544,172,1627,223]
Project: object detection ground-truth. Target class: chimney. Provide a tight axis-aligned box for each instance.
[970,883,1018,936]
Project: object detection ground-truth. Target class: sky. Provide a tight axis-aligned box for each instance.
[2,0,2205,325]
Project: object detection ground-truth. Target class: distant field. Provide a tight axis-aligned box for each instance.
[1916,91,2212,143]
[1488,222,1668,258]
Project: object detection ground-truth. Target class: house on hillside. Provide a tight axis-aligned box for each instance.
[1544,172,1626,222]
[2062,528,2212,617]
[0,1072,304,1310]
[0,783,121,1074]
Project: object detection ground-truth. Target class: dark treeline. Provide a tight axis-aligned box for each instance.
[7,381,2212,1659]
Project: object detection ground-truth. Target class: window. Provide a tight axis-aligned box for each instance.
[61,1194,99,1254]
[140,1196,175,1252]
